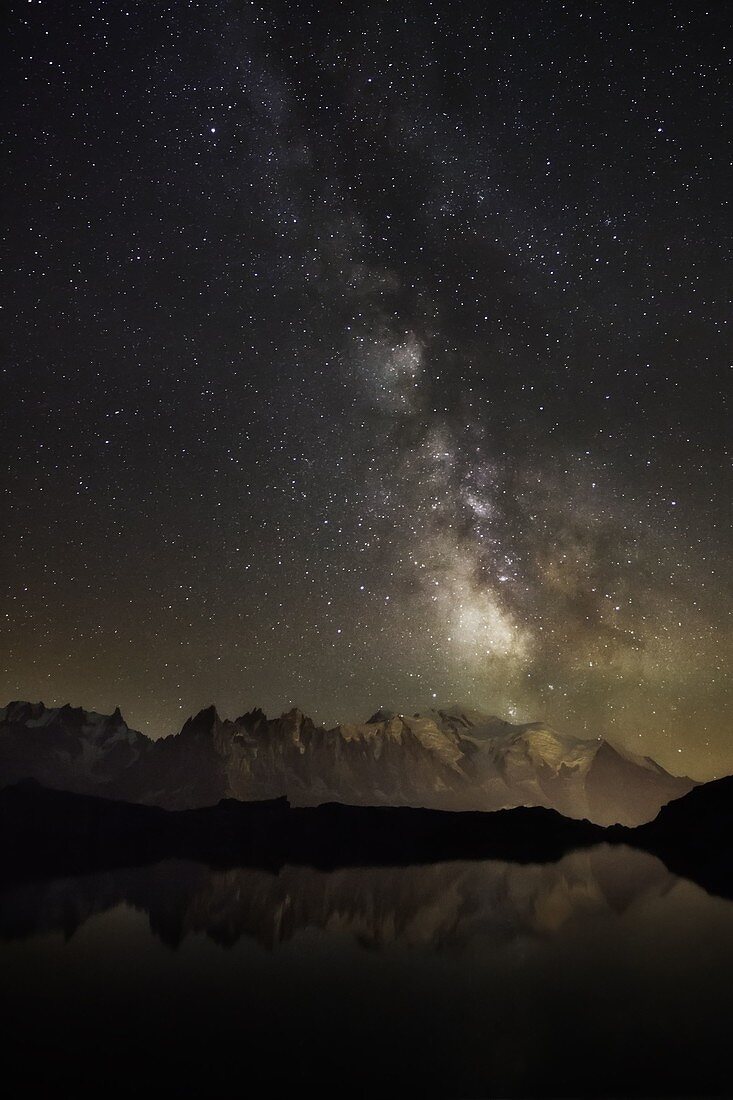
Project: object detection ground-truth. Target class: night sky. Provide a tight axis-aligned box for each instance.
[2,1,730,777]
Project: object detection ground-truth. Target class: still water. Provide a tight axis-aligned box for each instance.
[1,845,732,1096]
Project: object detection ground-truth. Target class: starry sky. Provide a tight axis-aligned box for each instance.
[2,1,730,776]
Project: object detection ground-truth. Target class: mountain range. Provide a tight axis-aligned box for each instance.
[0,699,695,825]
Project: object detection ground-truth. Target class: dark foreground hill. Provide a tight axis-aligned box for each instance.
[1,775,732,900]
[629,776,733,899]
[0,778,603,876]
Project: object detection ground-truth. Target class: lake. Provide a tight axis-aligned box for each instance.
[1,845,732,1096]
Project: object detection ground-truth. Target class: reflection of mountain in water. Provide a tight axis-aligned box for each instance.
[3,843,733,1098]
[0,845,680,950]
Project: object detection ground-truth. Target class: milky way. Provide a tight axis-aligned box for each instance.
[2,2,730,775]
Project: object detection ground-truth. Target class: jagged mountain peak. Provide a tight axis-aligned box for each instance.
[281,706,307,722]
[592,737,695,783]
[275,707,317,739]
[180,705,223,735]
[1,700,47,724]
[236,707,267,729]
[366,708,397,724]
[0,699,137,736]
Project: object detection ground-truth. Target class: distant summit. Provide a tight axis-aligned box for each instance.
[0,699,695,826]
[366,708,396,724]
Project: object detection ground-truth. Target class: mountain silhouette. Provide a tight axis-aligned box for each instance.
[1,773,731,901]
[0,699,695,825]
